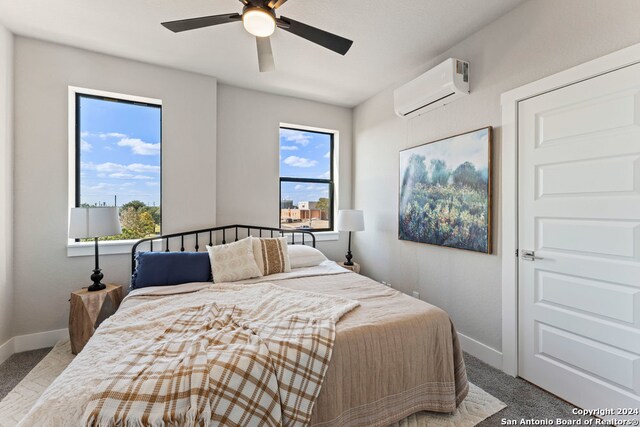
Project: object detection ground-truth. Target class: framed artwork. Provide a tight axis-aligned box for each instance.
[399,127,492,253]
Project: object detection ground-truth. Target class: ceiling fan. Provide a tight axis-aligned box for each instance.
[161,0,354,73]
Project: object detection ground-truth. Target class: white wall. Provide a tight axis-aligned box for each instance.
[353,0,640,352]
[216,84,353,262]
[0,25,13,346]
[13,37,217,336]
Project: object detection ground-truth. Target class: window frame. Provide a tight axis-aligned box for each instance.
[68,86,163,255]
[278,126,335,232]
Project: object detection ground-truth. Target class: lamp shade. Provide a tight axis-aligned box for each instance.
[69,207,122,239]
[337,210,365,232]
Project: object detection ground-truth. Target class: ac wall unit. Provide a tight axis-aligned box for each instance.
[394,58,469,118]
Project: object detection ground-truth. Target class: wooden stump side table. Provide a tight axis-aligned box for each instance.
[337,261,361,274]
[69,284,123,354]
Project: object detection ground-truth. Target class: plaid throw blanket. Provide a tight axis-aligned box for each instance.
[83,302,338,427]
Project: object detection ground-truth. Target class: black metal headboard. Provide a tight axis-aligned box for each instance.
[131,224,316,275]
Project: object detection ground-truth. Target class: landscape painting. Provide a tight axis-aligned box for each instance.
[399,127,492,253]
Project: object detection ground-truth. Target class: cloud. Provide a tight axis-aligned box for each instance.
[82,132,127,139]
[82,162,160,174]
[318,171,330,179]
[109,173,133,179]
[283,156,318,168]
[82,132,128,140]
[83,182,116,193]
[294,184,304,190]
[108,173,154,180]
[281,129,312,146]
[117,138,160,156]
[324,151,330,158]
[128,164,161,173]
[281,145,298,151]
[99,132,127,139]
[80,139,92,152]
[146,182,159,187]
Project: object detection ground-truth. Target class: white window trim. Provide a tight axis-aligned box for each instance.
[301,231,339,242]
[279,122,339,234]
[67,86,162,257]
[67,231,338,257]
[67,239,138,257]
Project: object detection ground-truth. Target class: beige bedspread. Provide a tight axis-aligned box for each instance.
[20,266,468,427]
[18,283,359,427]
[270,271,469,427]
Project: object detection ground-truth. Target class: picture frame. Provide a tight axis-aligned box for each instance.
[399,127,492,253]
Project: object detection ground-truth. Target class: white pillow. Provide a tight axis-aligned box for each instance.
[288,244,327,268]
[207,237,263,283]
[252,237,291,276]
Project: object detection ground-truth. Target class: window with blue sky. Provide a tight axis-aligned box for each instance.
[279,127,334,231]
[76,94,162,239]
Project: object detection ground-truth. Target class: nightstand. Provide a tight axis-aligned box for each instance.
[337,261,361,274]
[69,284,123,354]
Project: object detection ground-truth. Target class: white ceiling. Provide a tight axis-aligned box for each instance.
[0,0,526,107]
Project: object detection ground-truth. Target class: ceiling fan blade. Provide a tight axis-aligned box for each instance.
[256,37,275,72]
[267,0,288,9]
[277,16,353,55]
[161,13,241,33]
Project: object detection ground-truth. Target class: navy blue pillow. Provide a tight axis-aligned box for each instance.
[131,252,212,289]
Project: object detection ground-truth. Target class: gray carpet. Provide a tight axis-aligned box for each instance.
[0,348,52,401]
[0,348,592,425]
[464,354,593,426]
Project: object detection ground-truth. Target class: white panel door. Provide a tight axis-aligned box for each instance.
[518,62,640,420]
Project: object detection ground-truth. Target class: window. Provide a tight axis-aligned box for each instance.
[279,126,334,231]
[75,92,162,241]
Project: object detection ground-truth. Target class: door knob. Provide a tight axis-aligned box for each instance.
[521,250,543,261]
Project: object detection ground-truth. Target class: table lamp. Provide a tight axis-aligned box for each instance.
[337,209,364,266]
[69,207,122,291]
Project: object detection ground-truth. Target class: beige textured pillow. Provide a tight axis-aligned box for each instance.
[207,237,263,283]
[252,237,291,276]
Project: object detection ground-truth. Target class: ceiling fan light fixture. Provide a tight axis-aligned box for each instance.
[242,8,276,37]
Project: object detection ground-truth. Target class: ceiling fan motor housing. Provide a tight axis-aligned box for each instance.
[242,4,276,18]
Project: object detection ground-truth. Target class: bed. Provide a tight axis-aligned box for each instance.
[19,225,468,427]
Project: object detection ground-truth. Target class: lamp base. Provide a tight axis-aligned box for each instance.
[344,250,354,266]
[88,269,105,292]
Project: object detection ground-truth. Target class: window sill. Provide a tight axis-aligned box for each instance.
[67,232,339,257]
[311,231,339,242]
[67,240,138,257]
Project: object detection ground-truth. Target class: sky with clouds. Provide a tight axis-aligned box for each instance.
[79,96,161,207]
[280,128,331,205]
[399,128,490,180]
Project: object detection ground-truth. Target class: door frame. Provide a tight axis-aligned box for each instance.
[500,42,640,376]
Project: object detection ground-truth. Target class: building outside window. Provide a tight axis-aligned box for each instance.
[75,92,162,241]
[279,126,335,231]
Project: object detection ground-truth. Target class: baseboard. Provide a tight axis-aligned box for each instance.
[0,337,14,365]
[13,329,68,353]
[458,332,503,370]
